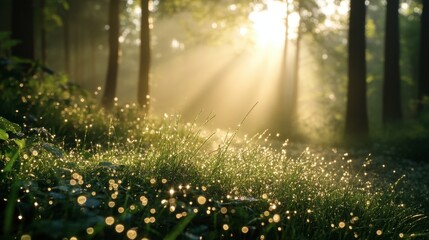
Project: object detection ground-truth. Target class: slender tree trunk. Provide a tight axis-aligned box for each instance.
[138,0,151,112]
[418,0,429,114]
[90,6,96,87]
[382,0,402,125]
[278,0,289,136]
[40,0,46,65]
[345,0,369,141]
[288,0,301,132]
[62,5,70,75]
[102,0,120,109]
[11,0,35,60]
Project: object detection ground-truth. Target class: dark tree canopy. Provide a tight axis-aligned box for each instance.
[345,0,369,141]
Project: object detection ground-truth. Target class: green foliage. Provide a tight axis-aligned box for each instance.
[0,116,25,173]
[0,74,427,239]
[42,0,70,30]
[0,32,19,58]
[0,59,428,239]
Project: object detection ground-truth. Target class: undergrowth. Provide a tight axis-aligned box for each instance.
[0,58,428,239]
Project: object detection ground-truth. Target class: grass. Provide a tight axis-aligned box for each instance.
[1,59,429,239]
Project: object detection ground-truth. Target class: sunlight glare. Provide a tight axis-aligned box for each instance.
[248,0,287,46]
[134,6,141,15]
[319,0,349,29]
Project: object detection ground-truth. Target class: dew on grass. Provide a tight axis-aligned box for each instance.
[170,205,176,212]
[77,196,87,205]
[273,214,281,223]
[197,196,207,205]
[21,235,31,240]
[105,216,115,225]
[127,229,138,239]
[115,224,125,233]
[223,224,229,231]
[86,227,94,235]
[263,211,270,217]
[376,230,383,236]
[338,221,346,228]
[118,207,125,213]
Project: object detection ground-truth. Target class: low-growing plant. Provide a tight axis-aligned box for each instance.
[0,57,428,239]
[0,111,428,239]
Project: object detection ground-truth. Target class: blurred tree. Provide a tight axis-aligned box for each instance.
[58,1,70,74]
[11,0,35,60]
[39,0,47,65]
[418,0,429,114]
[278,0,290,136]
[289,0,302,133]
[345,0,369,141]
[138,0,151,111]
[280,0,302,137]
[102,0,120,109]
[383,0,402,125]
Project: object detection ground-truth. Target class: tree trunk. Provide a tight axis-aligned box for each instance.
[61,4,70,75]
[345,0,369,141]
[102,0,120,109]
[40,0,46,65]
[382,0,402,125]
[288,0,301,133]
[138,0,151,112]
[277,0,289,136]
[11,0,35,60]
[418,0,429,114]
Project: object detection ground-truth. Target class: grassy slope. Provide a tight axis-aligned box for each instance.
[1,61,429,239]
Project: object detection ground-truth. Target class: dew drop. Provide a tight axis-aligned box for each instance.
[86,227,94,235]
[126,229,137,239]
[197,196,207,205]
[223,224,229,231]
[21,235,31,240]
[273,214,281,223]
[77,196,87,205]
[105,216,115,225]
[115,224,125,233]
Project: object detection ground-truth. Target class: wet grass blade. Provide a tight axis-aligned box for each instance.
[164,212,196,240]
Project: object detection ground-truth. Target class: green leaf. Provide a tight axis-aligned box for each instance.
[14,138,25,149]
[164,212,196,240]
[3,148,19,172]
[0,129,8,140]
[0,116,21,134]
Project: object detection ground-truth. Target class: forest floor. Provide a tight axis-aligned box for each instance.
[1,62,429,239]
